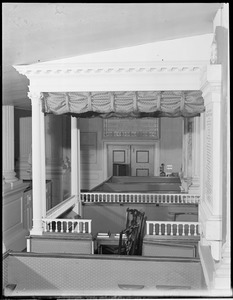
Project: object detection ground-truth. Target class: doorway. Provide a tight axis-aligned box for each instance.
[106,143,157,177]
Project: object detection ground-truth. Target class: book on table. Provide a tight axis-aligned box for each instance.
[97,233,110,238]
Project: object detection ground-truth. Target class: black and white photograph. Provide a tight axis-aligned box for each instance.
[2,3,230,299]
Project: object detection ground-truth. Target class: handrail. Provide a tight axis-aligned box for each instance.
[80,192,200,204]
[46,195,77,219]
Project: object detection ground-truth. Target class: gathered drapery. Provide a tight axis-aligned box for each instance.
[41,91,205,118]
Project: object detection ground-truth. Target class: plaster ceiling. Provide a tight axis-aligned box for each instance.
[2,3,221,110]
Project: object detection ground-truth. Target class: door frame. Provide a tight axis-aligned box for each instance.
[103,140,160,180]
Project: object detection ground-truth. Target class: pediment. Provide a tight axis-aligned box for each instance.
[13,34,213,93]
[22,33,212,67]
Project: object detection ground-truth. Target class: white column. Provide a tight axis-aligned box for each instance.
[28,91,46,235]
[2,106,20,185]
[71,116,81,214]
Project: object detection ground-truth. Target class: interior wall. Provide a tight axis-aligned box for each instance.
[160,117,183,173]
[78,117,182,190]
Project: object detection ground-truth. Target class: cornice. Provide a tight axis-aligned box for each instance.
[14,61,208,78]
[200,64,222,93]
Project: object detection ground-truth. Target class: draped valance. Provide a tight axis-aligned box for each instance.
[41,91,205,118]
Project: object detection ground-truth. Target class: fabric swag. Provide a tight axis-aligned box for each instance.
[41,91,205,118]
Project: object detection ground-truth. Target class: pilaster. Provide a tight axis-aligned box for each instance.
[180,117,192,192]
[189,117,201,194]
[2,106,21,186]
[200,64,222,261]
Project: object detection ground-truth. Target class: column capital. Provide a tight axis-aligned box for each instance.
[200,65,222,101]
[28,91,43,103]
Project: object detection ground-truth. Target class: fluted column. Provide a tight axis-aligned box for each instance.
[189,117,201,193]
[180,118,192,192]
[28,91,46,235]
[2,106,20,185]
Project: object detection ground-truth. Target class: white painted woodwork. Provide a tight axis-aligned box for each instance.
[199,64,223,261]
[42,218,92,234]
[145,220,201,237]
[2,106,19,184]
[28,92,46,235]
[71,117,81,214]
[189,117,201,193]
[80,192,200,204]
[13,53,229,289]
[14,61,208,93]
[46,195,76,219]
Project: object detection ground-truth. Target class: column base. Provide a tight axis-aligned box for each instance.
[3,170,20,183]
[30,228,43,236]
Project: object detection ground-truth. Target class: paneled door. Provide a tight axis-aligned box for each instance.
[107,145,130,177]
[131,145,154,176]
[107,144,154,177]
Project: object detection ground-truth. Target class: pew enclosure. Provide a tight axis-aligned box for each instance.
[11,52,225,294]
[3,251,206,297]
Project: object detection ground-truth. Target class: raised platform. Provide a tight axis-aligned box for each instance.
[91,175,182,193]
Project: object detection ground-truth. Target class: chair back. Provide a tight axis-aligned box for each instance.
[119,208,145,255]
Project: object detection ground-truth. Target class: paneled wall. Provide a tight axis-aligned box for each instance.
[3,183,29,251]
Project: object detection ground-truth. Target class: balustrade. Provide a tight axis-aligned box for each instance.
[42,218,92,234]
[146,221,200,237]
[80,192,200,204]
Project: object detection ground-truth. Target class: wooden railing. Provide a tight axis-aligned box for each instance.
[46,195,77,219]
[80,192,200,204]
[146,221,201,237]
[42,218,92,234]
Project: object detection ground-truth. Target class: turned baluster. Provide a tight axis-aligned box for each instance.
[82,222,86,233]
[170,223,173,235]
[194,224,197,236]
[54,221,58,233]
[71,221,75,233]
[158,223,162,235]
[153,223,156,235]
[164,223,167,235]
[188,224,191,236]
[66,221,69,233]
[182,224,185,236]
[60,222,64,233]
